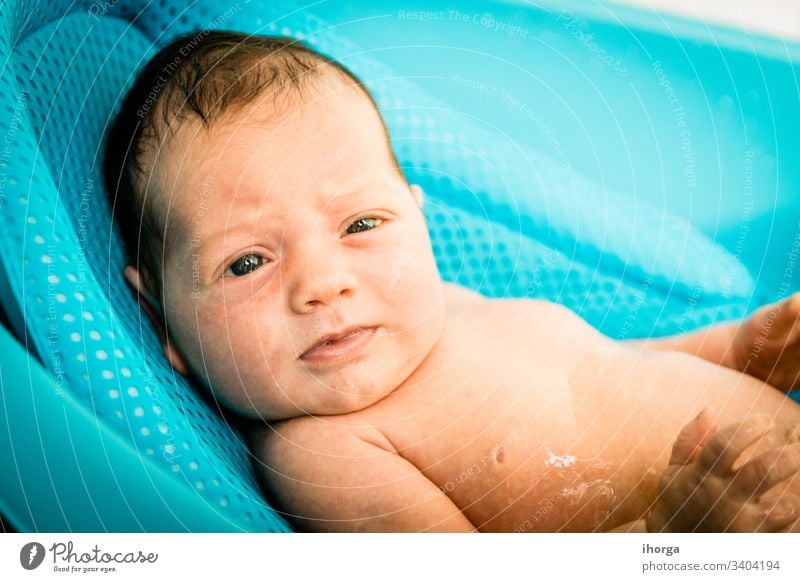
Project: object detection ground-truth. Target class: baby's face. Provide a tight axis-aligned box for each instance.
[156,81,445,421]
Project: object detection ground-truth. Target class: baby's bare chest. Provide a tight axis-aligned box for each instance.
[351,298,800,531]
[358,299,672,530]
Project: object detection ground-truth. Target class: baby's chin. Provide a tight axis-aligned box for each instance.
[299,358,411,416]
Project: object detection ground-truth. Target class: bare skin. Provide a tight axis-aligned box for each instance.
[125,71,800,533]
[247,287,800,532]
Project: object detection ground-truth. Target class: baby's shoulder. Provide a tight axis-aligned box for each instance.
[442,282,582,323]
[442,281,486,309]
[468,294,603,344]
[499,296,584,321]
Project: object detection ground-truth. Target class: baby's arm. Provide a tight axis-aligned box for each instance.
[625,322,738,368]
[626,292,800,392]
[610,408,800,532]
[249,416,476,532]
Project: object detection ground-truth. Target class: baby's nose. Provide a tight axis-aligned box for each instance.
[288,249,358,312]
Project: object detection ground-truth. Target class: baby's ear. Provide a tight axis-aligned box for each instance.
[410,183,425,208]
[123,265,190,376]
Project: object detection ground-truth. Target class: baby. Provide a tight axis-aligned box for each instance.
[104,30,800,532]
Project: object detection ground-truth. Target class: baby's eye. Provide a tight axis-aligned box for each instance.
[224,254,266,277]
[346,217,382,235]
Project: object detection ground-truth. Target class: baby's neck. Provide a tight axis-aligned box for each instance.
[374,283,486,402]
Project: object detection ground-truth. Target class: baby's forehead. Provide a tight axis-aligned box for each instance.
[175,88,392,180]
[177,78,384,158]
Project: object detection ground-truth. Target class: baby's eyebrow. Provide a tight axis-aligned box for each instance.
[190,221,263,258]
[327,185,374,206]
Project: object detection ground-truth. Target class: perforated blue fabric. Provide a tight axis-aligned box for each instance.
[0,0,770,531]
[121,0,762,336]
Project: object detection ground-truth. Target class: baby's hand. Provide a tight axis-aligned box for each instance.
[731,293,800,392]
[647,408,800,532]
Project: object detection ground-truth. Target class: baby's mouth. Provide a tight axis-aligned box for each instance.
[299,325,378,364]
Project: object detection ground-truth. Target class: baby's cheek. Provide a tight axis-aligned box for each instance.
[191,304,252,360]
[388,231,437,288]
[384,247,415,293]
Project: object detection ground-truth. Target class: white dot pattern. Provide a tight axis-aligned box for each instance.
[1,1,295,533]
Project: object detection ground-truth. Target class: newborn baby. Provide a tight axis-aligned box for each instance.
[105,31,800,532]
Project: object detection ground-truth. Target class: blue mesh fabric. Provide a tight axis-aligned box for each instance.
[2,3,290,532]
[0,0,773,531]
[117,0,764,336]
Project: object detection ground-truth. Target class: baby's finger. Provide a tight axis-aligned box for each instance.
[697,415,774,476]
[753,493,800,532]
[669,407,718,466]
[731,442,800,498]
[768,294,800,338]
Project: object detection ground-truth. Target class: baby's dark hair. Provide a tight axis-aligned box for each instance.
[104,30,397,303]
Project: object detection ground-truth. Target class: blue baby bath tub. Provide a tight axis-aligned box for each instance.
[0,0,798,531]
